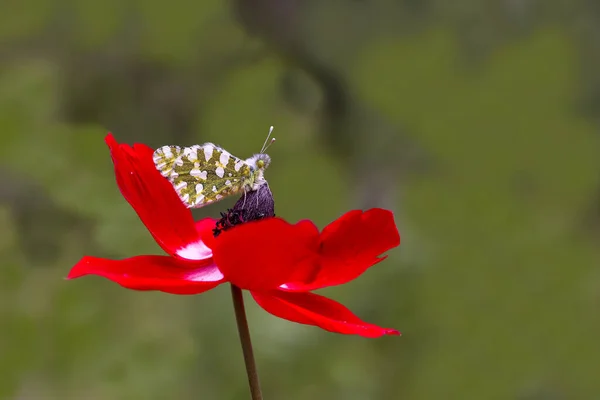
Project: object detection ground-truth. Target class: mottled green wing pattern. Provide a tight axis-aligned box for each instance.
[153,143,253,208]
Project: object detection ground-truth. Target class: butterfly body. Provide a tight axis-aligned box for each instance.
[153,143,271,208]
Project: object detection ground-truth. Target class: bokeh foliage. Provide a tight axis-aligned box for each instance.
[1,1,599,399]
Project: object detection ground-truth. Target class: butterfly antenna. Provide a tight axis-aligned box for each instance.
[260,126,275,154]
[263,138,276,153]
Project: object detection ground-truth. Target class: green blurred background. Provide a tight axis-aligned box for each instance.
[1,0,599,399]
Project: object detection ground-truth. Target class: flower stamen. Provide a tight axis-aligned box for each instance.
[213,185,275,237]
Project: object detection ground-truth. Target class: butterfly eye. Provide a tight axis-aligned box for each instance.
[257,160,265,168]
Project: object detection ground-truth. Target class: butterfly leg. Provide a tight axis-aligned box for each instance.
[256,181,270,208]
[241,188,247,210]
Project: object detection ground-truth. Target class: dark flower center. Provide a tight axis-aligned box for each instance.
[213,184,275,237]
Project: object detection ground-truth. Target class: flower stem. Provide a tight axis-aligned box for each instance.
[230,284,263,400]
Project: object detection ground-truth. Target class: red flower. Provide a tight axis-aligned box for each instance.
[68,134,401,338]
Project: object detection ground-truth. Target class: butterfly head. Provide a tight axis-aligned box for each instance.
[246,153,271,171]
[252,125,274,170]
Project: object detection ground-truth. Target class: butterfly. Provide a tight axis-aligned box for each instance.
[152,126,275,208]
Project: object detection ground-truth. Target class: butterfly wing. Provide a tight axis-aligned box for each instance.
[153,143,253,208]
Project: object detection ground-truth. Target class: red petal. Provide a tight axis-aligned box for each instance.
[284,209,400,291]
[195,218,218,250]
[251,291,400,338]
[212,218,320,291]
[67,255,224,295]
[106,134,211,261]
